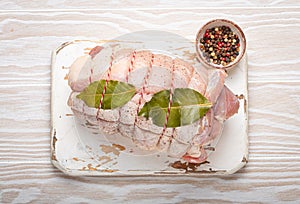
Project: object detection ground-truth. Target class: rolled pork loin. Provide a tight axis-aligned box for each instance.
[67,45,240,164]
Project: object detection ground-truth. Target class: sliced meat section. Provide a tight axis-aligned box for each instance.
[214,86,240,121]
[204,69,227,104]
[173,58,194,89]
[147,54,173,89]
[68,45,114,92]
[202,118,224,146]
[188,64,208,95]
[192,109,214,146]
[182,146,208,164]
[168,138,190,158]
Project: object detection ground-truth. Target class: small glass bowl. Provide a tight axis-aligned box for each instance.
[195,19,246,70]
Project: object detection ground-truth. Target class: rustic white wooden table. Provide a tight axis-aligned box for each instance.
[1,1,300,203]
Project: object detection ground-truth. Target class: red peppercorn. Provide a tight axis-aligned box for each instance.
[199,25,240,66]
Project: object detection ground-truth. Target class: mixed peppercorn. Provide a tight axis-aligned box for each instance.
[199,25,240,66]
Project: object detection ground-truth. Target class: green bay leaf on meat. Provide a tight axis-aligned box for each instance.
[138,88,212,127]
[76,80,136,109]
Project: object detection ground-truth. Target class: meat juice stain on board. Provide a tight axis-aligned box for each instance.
[100,144,126,156]
[170,160,210,172]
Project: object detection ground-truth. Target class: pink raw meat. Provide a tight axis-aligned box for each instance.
[68,45,240,164]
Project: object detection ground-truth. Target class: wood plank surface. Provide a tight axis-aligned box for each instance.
[1,4,300,204]
[0,8,300,86]
[0,161,300,203]
[0,0,299,10]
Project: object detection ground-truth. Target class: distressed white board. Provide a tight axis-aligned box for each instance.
[51,32,248,176]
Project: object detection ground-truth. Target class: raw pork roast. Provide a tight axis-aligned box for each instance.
[68,45,240,164]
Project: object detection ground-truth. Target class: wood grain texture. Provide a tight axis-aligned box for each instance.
[1,8,300,86]
[0,162,300,203]
[1,5,300,204]
[0,0,299,10]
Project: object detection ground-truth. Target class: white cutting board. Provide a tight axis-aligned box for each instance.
[51,31,248,176]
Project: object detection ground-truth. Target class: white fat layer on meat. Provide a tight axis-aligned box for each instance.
[147,66,172,88]
[168,139,190,158]
[68,55,93,91]
[135,117,163,135]
[133,126,159,150]
[127,50,152,87]
[194,63,208,86]
[173,74,189,88]
[109,56,131,81]
[68,92,120,122]
[118,123,134,138]
[213,87,227,122]
[173,57,194,89]
[192,109,214,146]
[72,108,119,134]
[119,94,139,125]
[205,69,227,104]
[128,67,148,87]
[188,70,207,95]
[202,118,224,146]
[91,46,114,80]
[68,46,115,92]
[97,119,119,134]
[157,135,171,152]
[173,121,199,144]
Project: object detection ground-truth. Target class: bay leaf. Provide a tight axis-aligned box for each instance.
[138,88,212,127]
[77,80,136,109]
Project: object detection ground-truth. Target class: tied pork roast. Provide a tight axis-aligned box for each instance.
[67,45,240,164]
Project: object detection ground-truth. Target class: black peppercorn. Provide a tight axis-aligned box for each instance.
[199,25,240,66]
